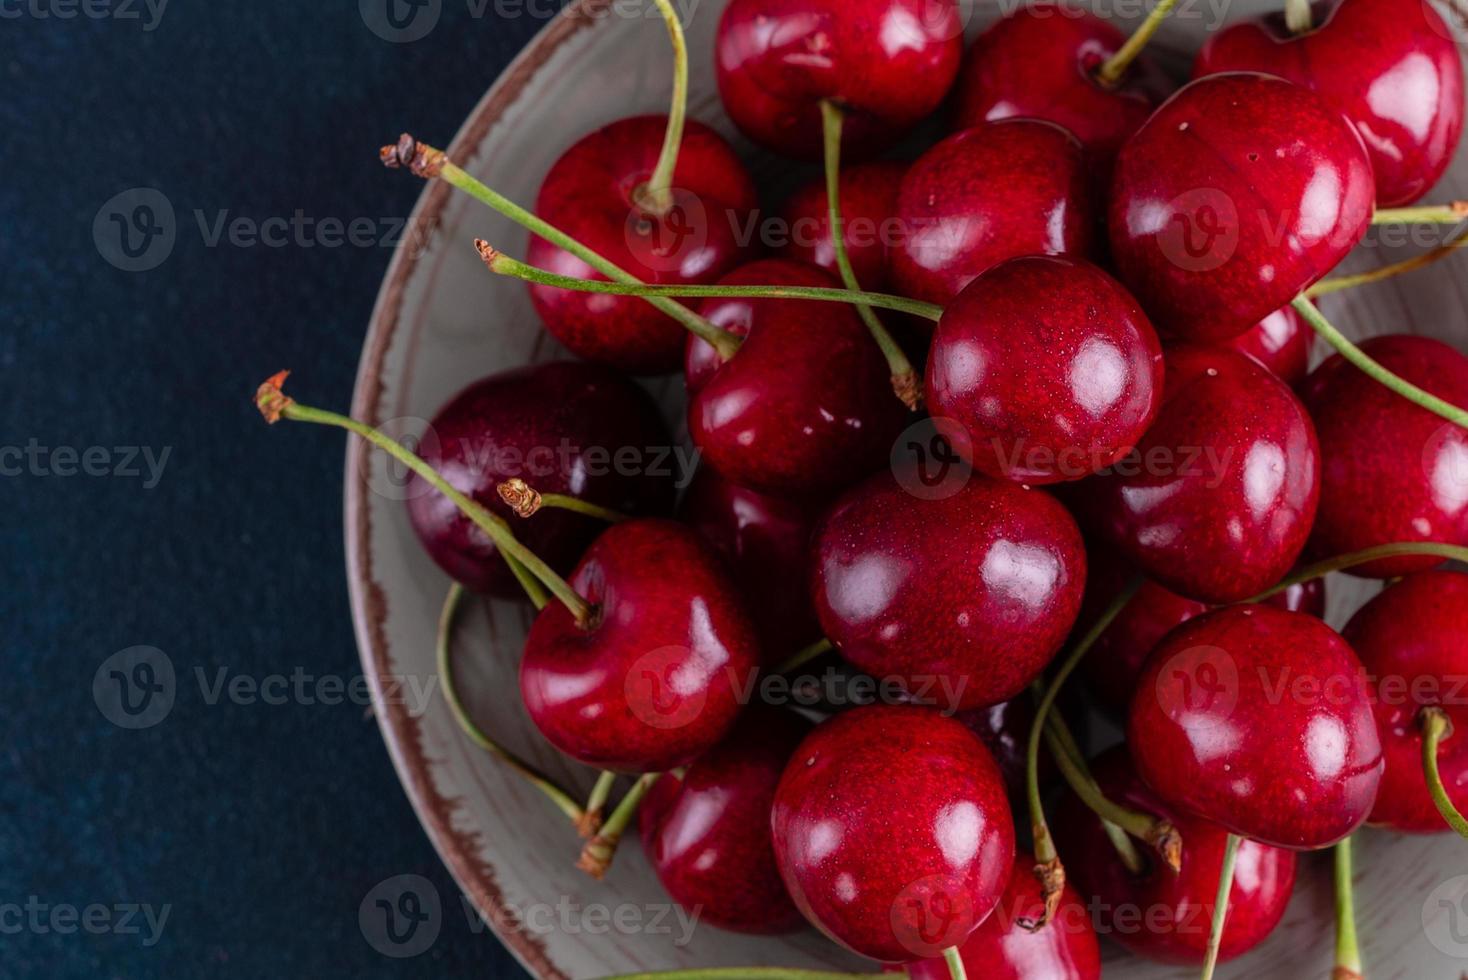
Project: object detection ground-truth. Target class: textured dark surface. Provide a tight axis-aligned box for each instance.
[0,3,561,976]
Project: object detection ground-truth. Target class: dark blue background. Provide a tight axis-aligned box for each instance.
[1,2,559,975]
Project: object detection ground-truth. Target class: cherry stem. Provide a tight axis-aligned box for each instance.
[1334,835,1365,980]
[1042,715,1165,876]
[1043,716,1149,875]
[496,478,628,523]
[578,772,662,879]
[640,0,688,214]
[1371,201,1468,224]
[1199,833,1241,980]
[593,971,882,980]
[1420,707,1468,838]
[380,135,735,359]
[1096,0,1180,86]
[942,947,967,980]
[776,637,836,676]
[1291,297,1468,430]
[436,583,586,824]
[255,373,595,626]
[477,240,947,322]
[1284,0,1313,33]
[579,770,619,839]
[820,99,921,410]
[1247,542,1468,603]
[1308,226,1468,297]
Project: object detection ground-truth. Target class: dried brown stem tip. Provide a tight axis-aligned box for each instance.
[380,133,446,179]
[1019,858,1066,932]
[1148,820,1183,873]
[498,478,543,518]
[1331,969,1364,980]
[474,238,500,266]
[255,370,294,424]
[892,372,923,411]
[575,808,605,841]
[576,835,618,880]
[1454,200,1468,216]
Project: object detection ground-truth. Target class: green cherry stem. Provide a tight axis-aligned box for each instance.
[496,478,628,523]
[1308,227,1468,297]
[477,240,948,322]
[594,971,884,980]
[578,772,663,879]
[1199,833,1241,980]
[580,770,619,839]
[1097,0,1180,86]
[1371,201,1468,224]
[1290,297,1468,430]
[1284,0,1313,33]
[639,0,689,214]
[1246,542,1468,603]
[436,583,586,824]
[255,372,595,626]
[1420,707,1468,838]
[380,135,738,360]
[942,947,967,980]
[1334,835,1365,980]
[776,637,836,676]
[819,99,921,410]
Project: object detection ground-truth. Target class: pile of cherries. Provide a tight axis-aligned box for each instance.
[261,0,1468,976]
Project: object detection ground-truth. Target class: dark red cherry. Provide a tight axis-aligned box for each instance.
[904,853,1101,980]
[406,362,675,596]
[715,0,963,160]
[1108,72,1375,343]
[1222,306,1313,388]
[891,120,1096,309]
[811,465,1086,711]
[1129,604,1384,849]
[952,0,1169,169]
[520,519,760,773]
[678,465,823,662]
[1074,344,1320,603]
[639,706,811,933]
[777,161,907,289]
[925,256,1163,484]
[527,115,759,374]
[685,259,909,499]
[1344,570,1468,832]
[1053,747,1297,964]
[1303,335,1468,578]
[1194,0,1465,207]
[956,697,1067,801]
[771,704,1016,962]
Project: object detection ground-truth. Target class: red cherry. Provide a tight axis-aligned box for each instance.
[771,704,1016,962]
[714,0,963,160]
[685,259,910,499]
[1221,305,1313,388]
[519,519,760,772]
[891,120,1097,309]
[1073,344,1320,603]
[1108,72,1375,343]
[957,697,1065,801]
[776,161,907,289]
[527,116,759,374]
[1303,334,1468,578]
[406,362,675,596]
[678,465,824,662]
[1194,0,1465,207]
[1053,747,1297,964]
[925,256,1164,484]
[1343,569,1468,832]
[639,706,811,933]
[811,465,1087,711]
[1128,604,1384,849]
[904,853,1101,980]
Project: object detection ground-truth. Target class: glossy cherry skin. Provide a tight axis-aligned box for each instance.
[904,853,1101,980]
[406,362,675,596]
[1053,748,1297,964]
[1344,570,1468,832]
[1109,72,1375,343]
[1129,605,1384,849]
[926,256,1164,484]
[1073,344,1320,604]
[1222,306,1313,389]
[892,120,1097,309]
[1303,335,1468,578]
[686,259,909,499]
[1194,0,1465,207]
[519,519,760,773]
[715,0,963,160]
[639,706,811,933]
[777,161,907,289]
[812,465,1086,711]
[771,704,1015,962]
[527,115,759,374]
[678,465,823,663]
[953,1,1169,170]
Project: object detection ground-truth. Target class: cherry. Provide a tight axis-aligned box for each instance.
[1194,0,1465,207]
[685,259,910,499]
[1053,747,1297,964]
[777,161,907,290]
[904,853,1101,980]
[404,362,675,596]
[811,464,1087,711]
[678,465,823,662]
[527,115,759,374]
[771,704,1015,962]
[520,518,760,773]
[638,706,811,933]
[1129,604,1384,849]
[1343,569,1468,832]
[925,256,1164,484]
[1222,306,1313,388]
[891,120,1097,309]
[1071,344,1320,603]
[1303,334,1468,578]
[714,0,963,160]
[957,696,1076,801]
[1108,72,1375,343]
